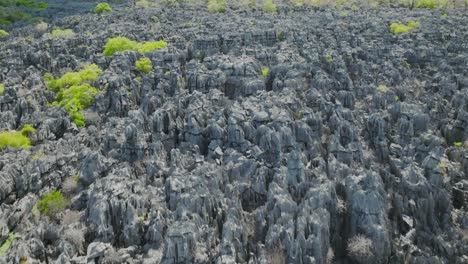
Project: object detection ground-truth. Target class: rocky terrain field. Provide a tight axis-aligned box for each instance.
[0,1,468,263]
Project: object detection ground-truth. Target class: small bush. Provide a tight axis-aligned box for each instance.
[0,125,36,150]
[0,84,4,94]
[48,28,75,39]
[208,0,227,13]
[95,2,112,14]
[62,210,81,225]
[135,57,152,73]
[52,84,100,127]
[62,176,78,195]
[390,21,420,34]
[45,64,102,127]
[35,21,48,32]
[262,67,270,78]
[37,190,68,218]
[0,29,9,37]
[103,36,168,56]
[416,0,436,8]
[138,40,168,53]
[347,235,373,261]
[262,0,277,13]
[45,64,102,92]
[454,142,463,147]
[136,0,153,8]
[0,232,21,257]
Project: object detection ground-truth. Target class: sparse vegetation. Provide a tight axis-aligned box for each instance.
[0,232,21,256]
[63,228,85,252]
[0,83,4,94]
[0,125,36,150]
[135,57,152,73]
[37,190,69,218]
[347,234,373,261]
[262,67,270,78]
[44,64,102,92]
[0,0,48,26]
[95,2,112,14]
[103,36,168,56]
[34,21,47,32]
[390,21,420,34]
[262,0,277,13]
[454,142,463,147]
[47,28,75,39]
[45,64,102,126]
[0,29,9,37]
[377,84,390,93]
[416,0,436,8]
[208,0,227,13]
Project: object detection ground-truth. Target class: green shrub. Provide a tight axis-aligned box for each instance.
[37,191,68,218]
[262,67,270,78]
[416,0,436,8]
[390,21,420,34]
[0,84,4,94]
[208,0,227,13]
[262,0,277,13]
[95,2,112,14]
[45,64,102,127]
[0,125,36,150]
[48,28,75,39]
[45,64,102,92]
[0,29,9,37]
[103,36,168,56]
[52,84,100,127]
[454,142,463,147]
[138,40,168,53]
[0,232,21,257]
[135,57,152,73]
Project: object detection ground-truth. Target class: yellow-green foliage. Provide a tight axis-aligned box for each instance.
[44,64,102,93]
[262,67,270,78]
[103,36,168,56]
[139,40,168,53]
[135,57,152,73]
[0,29,9,37]
[52,84,100,127]
[136,0,153,8]
[0,84,4,94]
[0,125,36,150]
[377,84,390,93]
[37,191,68,218]
[0,232,21,257]
[208,0,227,13]
[45,64,102,127]
[390,21,420,34]
[454,142,463,147]
[48,28,75,39]
[95,2,112,14]
[262,0,277,12]
[416,0,436,8]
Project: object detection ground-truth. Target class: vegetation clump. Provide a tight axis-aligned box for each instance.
[0,83,4,94]
[47,28,75,39]
[95,2,112,14]
[262,67,270,78]
[262,0,277,13]
[0,124,36,150]
[0,29,9,37]
[0,0,48,26]
[45,64,102,126]
[103,36,167,56]
[45,64,102,92]
[37,190,69,218]
[208,0,227,13]
[0,232,21,256]
[416,0,436,8]
[135,57,152,73]
[390,21,420,34]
